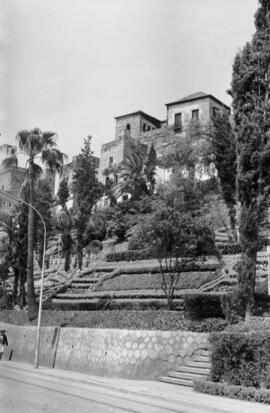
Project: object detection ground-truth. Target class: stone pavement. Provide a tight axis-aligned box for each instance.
[0,360,269,413]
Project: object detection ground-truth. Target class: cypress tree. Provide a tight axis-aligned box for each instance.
[144,143,157,194]
[57,178,73,272]
[230,0,270,317]
[209,113,237,235]
[72,136,104,269]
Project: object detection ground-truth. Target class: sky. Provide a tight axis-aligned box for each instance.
[0,0,257,163]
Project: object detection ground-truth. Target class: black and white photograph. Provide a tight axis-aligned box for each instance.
[0,0,270,412]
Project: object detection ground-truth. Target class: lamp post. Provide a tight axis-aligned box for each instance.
[0,190,46,368]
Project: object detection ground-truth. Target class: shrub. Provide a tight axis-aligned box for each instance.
[226,317,270,333]
[127,225,148,251]
[220,290,245,323]
[194,380,270,404]
[220,291,270,322]
[184,293,225,320]
[106,249,153,262]
[186,318,228,333]
[209,331,270,388]
[0,294,13,309]
[218,244,242,255]
[254,293,270,316]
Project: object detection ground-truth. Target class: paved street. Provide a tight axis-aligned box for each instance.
[0,361,269,413]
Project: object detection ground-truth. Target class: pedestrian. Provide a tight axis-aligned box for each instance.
[0,330,8,360]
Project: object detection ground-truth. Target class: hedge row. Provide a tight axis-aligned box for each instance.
[106,250,220,264]
[0,309,228,332]
[217,244,242,255]
[194,380,270,404]
[106,245,241,262]
[184,293,225,320]
[209,331,270,388]
[106,250,152,262]
[184,292,270,321]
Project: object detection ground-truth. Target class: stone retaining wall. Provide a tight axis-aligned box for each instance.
[0,322,208,379]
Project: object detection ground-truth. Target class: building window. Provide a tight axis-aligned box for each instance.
[174,113,182,132]
[109,156,113,164]
[192,109,199,121]
[143,123,146,132]
[212,107,220,118]
[115,174,118,184]
[126,124,130,130]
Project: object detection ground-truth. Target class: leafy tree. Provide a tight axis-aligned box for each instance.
[165,121,206,181]
[57,178,73,272]
[58,177,70,208]
[2,128,66,320]
[229,0,270,317]
[72,136,104,269]
[35,179,54,268]
[12,203,28,308]
[0,205,28,307]
[83,214,106,244]
[144,143,157,194]
[141,207,217,310]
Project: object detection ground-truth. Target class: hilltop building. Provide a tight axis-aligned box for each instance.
[0,92,230,212]
[99,92,230,186]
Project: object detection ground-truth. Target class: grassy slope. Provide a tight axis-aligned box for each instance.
[96,271,218,292]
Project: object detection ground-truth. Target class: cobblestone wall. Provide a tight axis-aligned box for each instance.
[0,323,209,379]
[56,328,209,379]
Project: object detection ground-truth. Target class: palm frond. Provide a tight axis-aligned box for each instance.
[16,129,31,152]
[28,128,43,156]
[42,132,57,148]
[41,148,67,173]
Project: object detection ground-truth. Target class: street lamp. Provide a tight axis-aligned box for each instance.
[0,190,46,368]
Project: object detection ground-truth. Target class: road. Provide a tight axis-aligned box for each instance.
[0,361,269,413]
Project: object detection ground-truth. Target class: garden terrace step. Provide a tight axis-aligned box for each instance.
[54,289,190,299]
[175,366,210,375]
[158,377,193,387]
[71,283,96,289]
[159,350,211,387]
[196,349,210,358]
[185,361,210,369]
[72,279,98,285]
[167,371,209,381]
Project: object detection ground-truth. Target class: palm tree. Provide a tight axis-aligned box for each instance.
[113,147,149,201]
[2,128,66,320]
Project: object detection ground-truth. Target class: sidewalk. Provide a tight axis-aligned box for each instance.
[1,360,269,413]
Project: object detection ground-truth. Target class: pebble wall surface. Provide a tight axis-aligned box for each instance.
[0,322,209,379]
